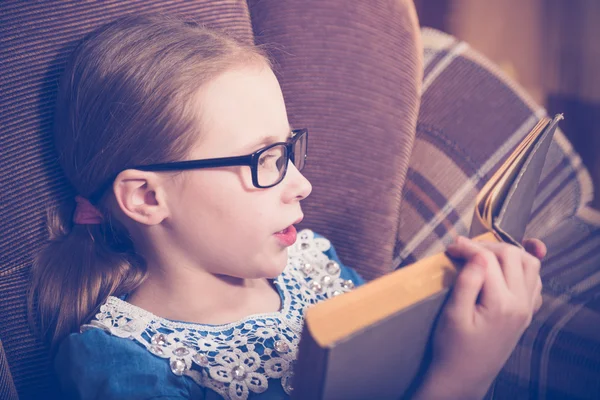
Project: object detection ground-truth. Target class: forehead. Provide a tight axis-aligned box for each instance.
[191,64,290,156]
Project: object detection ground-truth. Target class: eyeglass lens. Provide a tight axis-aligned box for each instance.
[257,132,306,187]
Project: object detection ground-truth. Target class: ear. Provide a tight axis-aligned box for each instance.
[112,169,170,226]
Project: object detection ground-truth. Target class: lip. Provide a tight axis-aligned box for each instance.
[274,216,304,234]
[274,225,298,246]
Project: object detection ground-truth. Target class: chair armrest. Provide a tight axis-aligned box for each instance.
[399,28,600,399]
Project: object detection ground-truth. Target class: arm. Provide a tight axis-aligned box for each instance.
[409,366,491,400]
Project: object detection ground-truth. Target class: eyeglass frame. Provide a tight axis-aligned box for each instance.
[89,128,308,203]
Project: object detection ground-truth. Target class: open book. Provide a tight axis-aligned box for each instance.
[292,114,563,400]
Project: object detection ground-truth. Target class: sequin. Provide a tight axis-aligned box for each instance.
[274,340,290,353]
[193,353,209,366]
[282,372,294,393]
[309,280,323,293]
[325,261,340,275]
[150,345,165,356]
[301,263,313,274]
[341,279,355,290]
[320,275,333,287]
[151,333,167,346]
[232,365,247,381]
[173,347,189,357]
[170,359,187,375]
[332,290,343,296]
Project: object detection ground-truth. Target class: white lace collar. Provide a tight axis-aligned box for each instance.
[83,229,356,400]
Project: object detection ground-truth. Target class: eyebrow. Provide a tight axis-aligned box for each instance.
[242,125,294,153]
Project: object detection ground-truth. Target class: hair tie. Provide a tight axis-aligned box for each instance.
[73,196,104,225]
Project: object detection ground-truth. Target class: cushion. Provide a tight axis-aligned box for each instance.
[248,0,423,280]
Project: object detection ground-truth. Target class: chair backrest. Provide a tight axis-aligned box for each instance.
[0,2,254,398]
[249,0,422,280]
[0,1,422,398]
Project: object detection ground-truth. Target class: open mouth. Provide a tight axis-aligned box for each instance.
[274,225,297,246]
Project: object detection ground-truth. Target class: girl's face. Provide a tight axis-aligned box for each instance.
[163,64,312,279]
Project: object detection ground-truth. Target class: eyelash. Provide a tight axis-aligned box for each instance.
[259,154,277,166]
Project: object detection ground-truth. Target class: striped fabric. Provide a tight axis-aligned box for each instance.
[399,28,600,399]
[0,2,254,399]
[0,340,18,400]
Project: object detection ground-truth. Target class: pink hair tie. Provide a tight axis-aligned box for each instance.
[73,196,104,225]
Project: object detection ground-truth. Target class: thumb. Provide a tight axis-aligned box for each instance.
[447,260,486,313]
[523,238,547,260]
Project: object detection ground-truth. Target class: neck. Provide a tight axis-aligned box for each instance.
[127,248,282,325]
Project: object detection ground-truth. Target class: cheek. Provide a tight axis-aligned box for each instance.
[171,170,287,277]
[175,171,270,240]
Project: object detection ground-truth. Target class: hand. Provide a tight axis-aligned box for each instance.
[415,236,544,399]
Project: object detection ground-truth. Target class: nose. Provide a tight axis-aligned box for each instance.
[282,160,312,202]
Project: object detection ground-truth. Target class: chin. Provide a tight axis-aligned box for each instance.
[243,244,288,279]
[260,253,288,279]
[262,263,287,279]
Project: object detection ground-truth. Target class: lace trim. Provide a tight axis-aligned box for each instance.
[83,229,356,400]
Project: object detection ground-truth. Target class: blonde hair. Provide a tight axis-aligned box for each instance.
[29,14,270,348]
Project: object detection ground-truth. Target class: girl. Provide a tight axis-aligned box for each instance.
[31,14,546,400]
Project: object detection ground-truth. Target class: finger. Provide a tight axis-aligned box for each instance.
[473,241,527,295]
[523,238,547,260]
[532,276,543,313]
[475,240,541,298]
[447,237,508,308]
[522,253,542,297]
[445,259,486,317]
[533,293,543,313]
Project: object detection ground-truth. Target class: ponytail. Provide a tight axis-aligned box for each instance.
[29,200,146,349]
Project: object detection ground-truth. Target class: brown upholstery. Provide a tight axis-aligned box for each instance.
[0,2,255,398]
[0,340,18,400]
[249,0,422,281]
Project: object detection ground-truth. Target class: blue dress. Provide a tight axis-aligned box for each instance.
[55,230,365,399]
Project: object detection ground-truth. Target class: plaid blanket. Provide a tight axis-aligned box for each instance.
[398,28,600,399]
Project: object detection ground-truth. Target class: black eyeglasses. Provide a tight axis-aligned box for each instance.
[90,129,308,203]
